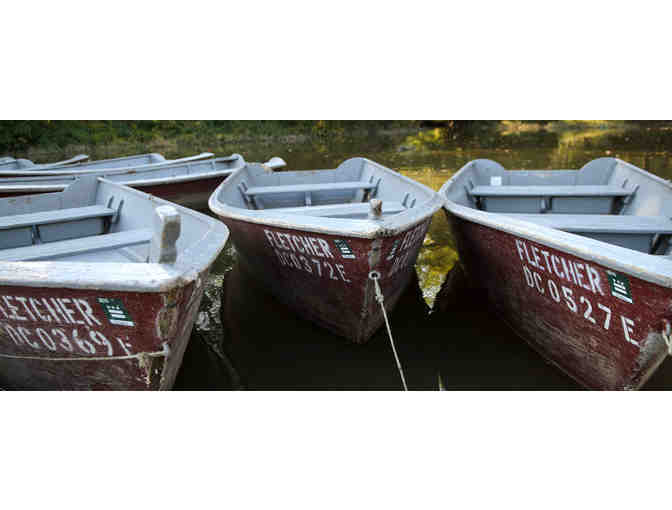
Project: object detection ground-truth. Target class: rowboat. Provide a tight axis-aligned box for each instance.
[0,154,89,170]
[0,152,213,177]
[0,175,229,390]
[0,155,285,210]
[0,152,214,177]
[209,157,443,343]
[440,157,672,390]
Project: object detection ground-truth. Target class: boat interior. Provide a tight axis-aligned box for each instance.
[56,153,167,170]
[445,157,672,256]
[0,155,246,189]
[0,176,210,264]
[0,154,89,170]
[220,157,436,220]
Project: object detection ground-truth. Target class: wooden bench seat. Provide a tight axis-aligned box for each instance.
[245,181,376,197]
[273,201,406,217]
[0,205,114,231]
[0,229,152,262]
[470,185,633,197]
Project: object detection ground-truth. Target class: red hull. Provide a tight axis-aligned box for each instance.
[0,270,208,390]
[447,212,672,389]
[219,217,431,343]
[0,175,227,210]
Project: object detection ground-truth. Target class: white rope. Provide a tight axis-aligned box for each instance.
[0,342,171,362]
[369,270,408,391]
[662,319,672,356]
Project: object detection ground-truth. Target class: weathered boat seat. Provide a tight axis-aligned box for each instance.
[470,185,636,214]
[505,214,672,253]
[245,181,376,196]
[470,185,633,197]
[0,205,114,230]
[0,205,116,248]
[273,201,406,217]
[0,229,153,262]
[505,214,672,233]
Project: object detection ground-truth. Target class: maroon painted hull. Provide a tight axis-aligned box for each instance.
[218,217,431,343]
[446,212,672,390]
[0,175,227,210]
[0,270,208,390]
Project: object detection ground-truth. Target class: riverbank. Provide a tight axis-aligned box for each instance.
[1,120,421,158]
[6,120,672,166]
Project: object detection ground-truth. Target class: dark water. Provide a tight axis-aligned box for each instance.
[22,123,672,389]
[167,123,672,390]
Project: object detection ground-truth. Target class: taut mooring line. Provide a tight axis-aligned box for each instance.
[369,270,408,391]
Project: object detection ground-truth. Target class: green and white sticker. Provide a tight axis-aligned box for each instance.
[97,297,135,327]
[386,239,401,261]
[607,271,633,304]
[333,239,355,259]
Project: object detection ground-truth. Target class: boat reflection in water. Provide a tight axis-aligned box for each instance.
[175,256,597,390]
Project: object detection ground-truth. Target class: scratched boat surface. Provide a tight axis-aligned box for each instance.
[209,158,443,343]
[0,176,229,390]
[440,157,672,390]
[0,151,213,177]
[0,154,261,210]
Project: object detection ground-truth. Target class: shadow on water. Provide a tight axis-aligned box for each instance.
[175,258,672,391]
[176,260,583,390]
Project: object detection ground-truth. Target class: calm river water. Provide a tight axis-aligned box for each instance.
[26,123,672,390]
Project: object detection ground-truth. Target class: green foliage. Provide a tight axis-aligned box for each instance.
[0,120,423,154]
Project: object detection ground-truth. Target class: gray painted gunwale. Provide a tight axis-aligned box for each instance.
[440,157,672,289]
[0,155,245,194]
[0,178,229,293]
[209,158,444,239]
[0,152,214,177]
[0,154,89,169]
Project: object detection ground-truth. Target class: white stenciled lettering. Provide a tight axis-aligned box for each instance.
[324,261,338,280]
[3,324,23,346]
[3,297,26,321]
[291,235,305,254]
[267,228,350,282]
[89,331,113,356]
[551,255,565,279]
[318,239,333,259]
[264,229,277,249]
[523,265,535,288]
[515,240,525,261]
[35,328,57,351]
[14,297,36,321]
[58,298,82,325]
[299,255,312,273]
[533,272,545,294]
[29,298,51,322]
[587,266,604,296]
[47,298,70,323]
[515,239,604,298]
[597,303,612,330]
[621,316,639,347]
[548,279,561,302]
[51,328,73,352]
[335,264,351,283]
[74,299,101,327]
[575,263,591,291]
[17,326,39,349]
[562,286,577,313]
[580,296,596,324]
